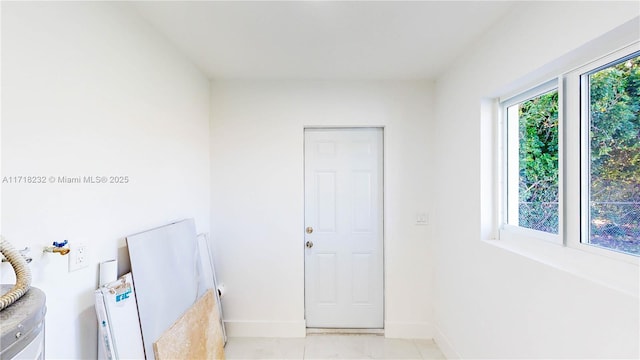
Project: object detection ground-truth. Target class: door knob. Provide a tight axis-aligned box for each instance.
[306,227,313,234]
[306,241,314,248]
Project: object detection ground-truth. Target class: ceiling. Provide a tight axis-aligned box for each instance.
[133,1,515,80]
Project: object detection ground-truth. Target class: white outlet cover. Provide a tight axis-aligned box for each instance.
[69,243,89,272]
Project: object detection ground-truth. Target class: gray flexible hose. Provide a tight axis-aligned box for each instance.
[0,237,32,310]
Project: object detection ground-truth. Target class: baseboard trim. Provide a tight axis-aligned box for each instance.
[434,324,461,359]
[223,320,437,341]
[223,320,306,338]
[384,321,433,339]
[306,328,384,335]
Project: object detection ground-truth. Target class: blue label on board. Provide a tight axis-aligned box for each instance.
[115,289,131,302]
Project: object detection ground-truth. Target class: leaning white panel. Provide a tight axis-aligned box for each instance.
[126,219,204,360]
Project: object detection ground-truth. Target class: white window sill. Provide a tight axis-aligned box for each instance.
[484,233,639,298]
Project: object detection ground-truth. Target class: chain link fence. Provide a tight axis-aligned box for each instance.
[590,202,640,255]
[519,202,558,234]
[519,201,640,255]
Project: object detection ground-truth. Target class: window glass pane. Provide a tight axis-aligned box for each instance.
[587,52,640,256]
[507,89,559,233]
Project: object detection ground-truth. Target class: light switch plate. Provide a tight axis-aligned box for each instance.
[416,212,429,225]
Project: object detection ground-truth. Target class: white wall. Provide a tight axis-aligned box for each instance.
[1,2,210,359]
[210,80,435,338]
[434,2,639,359]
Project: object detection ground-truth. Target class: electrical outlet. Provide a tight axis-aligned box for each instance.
[69,243,89,272]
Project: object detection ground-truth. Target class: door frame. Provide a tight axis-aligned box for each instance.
[302,126,385,330]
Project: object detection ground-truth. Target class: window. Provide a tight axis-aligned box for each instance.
[582,51,640,256]
[502,82,559,238]
[500,42,640,259]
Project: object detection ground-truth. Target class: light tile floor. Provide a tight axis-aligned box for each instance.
[224,335,446,359]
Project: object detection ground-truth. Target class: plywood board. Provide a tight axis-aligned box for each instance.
[153,289,225,360]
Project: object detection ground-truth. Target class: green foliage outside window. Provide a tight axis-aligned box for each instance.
[589,54,640,255]
[518,90,559,233]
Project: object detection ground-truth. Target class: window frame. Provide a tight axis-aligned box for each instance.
[498,41,640,263]
[566,42,640,262]
[499,79,563,245]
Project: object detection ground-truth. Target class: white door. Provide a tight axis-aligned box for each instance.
[304,128,383,328]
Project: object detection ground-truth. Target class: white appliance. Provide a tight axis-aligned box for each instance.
[0,286,46,360]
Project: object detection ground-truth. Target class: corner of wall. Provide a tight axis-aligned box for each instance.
[433,324,461,360]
